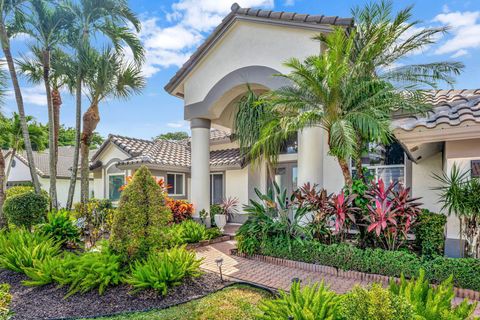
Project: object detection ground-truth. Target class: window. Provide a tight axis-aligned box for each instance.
[108,175,125,201]
[472,160,480,178]
[352,142,405,186]
[210,173,224,204]
[167,173,185,196]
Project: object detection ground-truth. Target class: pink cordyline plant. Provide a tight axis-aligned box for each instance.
[331,192,357,241]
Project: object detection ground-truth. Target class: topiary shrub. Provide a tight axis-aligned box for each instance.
[110,166,172,260]
[414,210,447,257]
[3,191,48,229]
[5,186,48,199]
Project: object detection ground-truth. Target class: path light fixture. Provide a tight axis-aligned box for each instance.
[291,277,301,284]
[215,257,224,282]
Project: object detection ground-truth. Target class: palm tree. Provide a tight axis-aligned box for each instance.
[235,1,463,187]
[0,0,41,194]
[64,0,144,209]
[20,0,71,208]
[0,115,5,227]
[80,48,145,205]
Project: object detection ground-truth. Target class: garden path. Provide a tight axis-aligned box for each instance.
[195,240,480,315]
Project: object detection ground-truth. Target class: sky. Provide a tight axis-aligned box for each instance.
[3,0,480,140]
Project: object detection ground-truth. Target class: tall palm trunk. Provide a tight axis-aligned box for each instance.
[66,75,82,210]
[338,158,353,188]
[0,24,41,194]
[52,87,62,168]
[354,135,366,182]
[4,148,16,188]
[42,49,57,209]
[80,102,100,205]
[0,149,6,227]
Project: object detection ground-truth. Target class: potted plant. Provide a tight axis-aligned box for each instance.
[214,210,227,232]
[213,197,239,232]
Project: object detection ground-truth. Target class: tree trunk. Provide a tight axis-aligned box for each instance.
[42,49,57,209]
[0,149,6,227]
[4,148,16,189]
[354,135,366,182]
[66,76,82,210]
[80,102,100,205]
[0,24,41,194]
[338,158,353,188]
[52,87,62,169]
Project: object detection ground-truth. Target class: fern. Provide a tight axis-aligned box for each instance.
[258,281,340,320]
[126,246,203,295]
[389,269,477,319]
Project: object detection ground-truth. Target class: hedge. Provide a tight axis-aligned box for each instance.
[258,236,480,291]
[414,210,447,257]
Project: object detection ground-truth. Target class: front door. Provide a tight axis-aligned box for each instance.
[270,162,298,197]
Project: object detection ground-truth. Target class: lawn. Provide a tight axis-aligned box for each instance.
[91,284,271,320]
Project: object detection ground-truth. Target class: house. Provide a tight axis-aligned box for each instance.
[160,3,480,257]
[4,146,93,207]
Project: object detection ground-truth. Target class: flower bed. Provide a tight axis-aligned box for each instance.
[240,236,480,293]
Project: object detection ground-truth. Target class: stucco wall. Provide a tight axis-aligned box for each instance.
[183,20,321,106]
[411,152,444,214]
[226,167,249,208]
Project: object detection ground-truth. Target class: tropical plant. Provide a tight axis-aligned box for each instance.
[126,246,203,295]
[54,244,124,298]
[0,283,10,320]
[110,166,172,260]
[166,198,194,223]
[258,281,340,320]
[179,220,207,243]
[331,192,357,241]
[220,197,239,221]
[39,210,80,247]
[73,198,114,247]
[0,228,61,273]
[154,131,189,141]
[3,191,48,229]
[0,0,42,195]
[339,284,413,320]
[79,48,144,206]
[64,0,145,210]
[433,163,480,258]
[389,269,477,320]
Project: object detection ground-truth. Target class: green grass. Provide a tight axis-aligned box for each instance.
[90,285,271,320]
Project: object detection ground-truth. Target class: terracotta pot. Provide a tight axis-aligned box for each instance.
[214,214,227,232]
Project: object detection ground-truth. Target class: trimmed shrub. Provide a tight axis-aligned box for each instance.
[126,246,203,295]
[110,166,172,260]
[253,235,480,291]
[0,228,61,273]
[0,284,11,320]
[258,281,340,320]
[339,284,413,320]
[39,210,80,246]
[5,186,48,199]
[3,191,48,229]
[415,210,447,257]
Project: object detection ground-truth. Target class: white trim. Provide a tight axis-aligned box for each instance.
[166,172,185,196]
[106,162,125,203]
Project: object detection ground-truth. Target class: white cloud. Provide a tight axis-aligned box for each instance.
[433,10,480,55]
[451,49,468,58]
[167,120,188,128]
[137,0,274,77]
[7,84,47,106]
[284,0,295,6]
[442,4,450,13]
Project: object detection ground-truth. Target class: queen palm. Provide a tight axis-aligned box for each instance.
[80,48,145,205]
[21,0,71,208]
[64,0,144,209]
[0,0,41,193]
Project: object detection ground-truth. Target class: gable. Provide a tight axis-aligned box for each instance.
[95,142,130,164]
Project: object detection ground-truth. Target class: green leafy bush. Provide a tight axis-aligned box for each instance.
[255,235,480,291]
[54,244,124,298]
[39,210,80,246]
[22,254,65,287]
[126,246,203,295]
[0,228,61,273]
[5,186,48,199]
[0,284,11,320]
[415,210,447,257]
[389,269,477,320]
[258,281,340,319]
[339,284,413,320]
[179,220,207,243]
[110,166,172,260]
[205,227,222,240]
[73,198,115,247]
[3,191,48,229]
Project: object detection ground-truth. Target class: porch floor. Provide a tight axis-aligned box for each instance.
[222,223,241,236]
[195,240,480,314]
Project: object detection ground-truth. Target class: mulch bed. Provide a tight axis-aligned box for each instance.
[0,269,229,320]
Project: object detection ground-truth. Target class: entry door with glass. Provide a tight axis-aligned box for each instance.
[269,162,298,196]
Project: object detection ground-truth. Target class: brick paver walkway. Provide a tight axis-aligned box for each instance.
[196,240,480,315]
[195,240,369,293]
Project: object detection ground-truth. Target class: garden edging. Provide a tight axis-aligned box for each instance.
[186,235,233,249]
[230,249,480,301]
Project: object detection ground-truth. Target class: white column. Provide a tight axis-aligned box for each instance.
[190,118,211,226]
[297,126,324,188]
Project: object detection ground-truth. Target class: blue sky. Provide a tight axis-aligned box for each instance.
[4,0,480,139]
